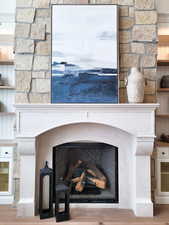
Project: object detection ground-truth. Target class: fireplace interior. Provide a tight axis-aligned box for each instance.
[53,142,118,203]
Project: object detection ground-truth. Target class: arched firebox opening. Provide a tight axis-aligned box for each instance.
[53,142,118,204]
[35,122,133,212]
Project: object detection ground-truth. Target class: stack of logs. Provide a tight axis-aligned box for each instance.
[65,160,107,192]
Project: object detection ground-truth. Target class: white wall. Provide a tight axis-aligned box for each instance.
[0,1,16,36]
[0,0,16,14]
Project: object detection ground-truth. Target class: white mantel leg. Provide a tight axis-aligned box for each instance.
[133,137,154,217]
[17,138,36,217]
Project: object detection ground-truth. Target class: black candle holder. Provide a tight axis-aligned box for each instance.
[39,161,53,219]
[55,181,70,222]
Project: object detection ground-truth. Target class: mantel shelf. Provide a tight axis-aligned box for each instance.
[14,103,159,111]
[0,86,15,90]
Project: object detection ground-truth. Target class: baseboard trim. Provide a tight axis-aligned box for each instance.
[0,195,14,204]
[155,196,169,204]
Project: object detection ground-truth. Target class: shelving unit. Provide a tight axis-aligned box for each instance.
[155,85,169,203]
[0,60,15,138]
[0,13,16,205]
[155,29,169,203]
[0,148,14,204]
[0,47,15,205]
[156,80,169,139]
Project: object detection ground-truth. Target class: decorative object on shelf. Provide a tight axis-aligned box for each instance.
[0,74,4,86]
[39,161,53,219]
[160,76,169,88]
[55,181,70,222]
[0,46,14,61]
[157,32,169,66]
[51,5,119,103]
[160,133,169,143]
[126,67,145,103]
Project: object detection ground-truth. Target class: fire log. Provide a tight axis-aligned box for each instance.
[72,177,81,183]
[85,162,106,181]
[87,177,106,189]
[65,160,82,182]
[75,171,85,192]
[66,160,107,192]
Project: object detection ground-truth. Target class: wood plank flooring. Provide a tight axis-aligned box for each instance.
[0,205,169,225]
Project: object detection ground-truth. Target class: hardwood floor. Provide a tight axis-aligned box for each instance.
[0,205,169,225]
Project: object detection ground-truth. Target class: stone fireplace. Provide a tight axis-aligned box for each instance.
[15,103,158,217]
[14,0,158,219]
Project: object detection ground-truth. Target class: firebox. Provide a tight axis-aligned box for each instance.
[53,142,118,203]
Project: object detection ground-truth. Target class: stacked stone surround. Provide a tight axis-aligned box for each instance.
[15,0,157,103]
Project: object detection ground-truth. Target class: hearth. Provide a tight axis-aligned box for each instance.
[53,142,118,203]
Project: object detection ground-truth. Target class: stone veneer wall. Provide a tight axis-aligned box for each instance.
[15,0,157,103]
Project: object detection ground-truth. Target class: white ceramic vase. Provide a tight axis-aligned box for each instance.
[126,67,145,103]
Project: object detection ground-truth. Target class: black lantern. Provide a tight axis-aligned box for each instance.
[39,161,53,219]
[55,182,70,222]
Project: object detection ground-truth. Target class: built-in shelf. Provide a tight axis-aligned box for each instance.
[0,112,15,116]
[0,60,14,65]
[158,33,169,66]
[156,114,169,118]
[0,140,17,147]
[157,88,169,92]
[157,141,169,147]
[0,86,15,90]
[158,34,169,44]
[157,60,169,66]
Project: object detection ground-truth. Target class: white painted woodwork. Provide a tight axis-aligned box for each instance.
[0,146,14,204]
[0,57,15,205]
[0,2,15,14]
[156,66,169,138]
[156,146,169,204]
[0,63,15,139]
[156,43,169,204]
[15,103,158,217]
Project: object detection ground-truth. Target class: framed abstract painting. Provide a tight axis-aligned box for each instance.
[51,5,119,103]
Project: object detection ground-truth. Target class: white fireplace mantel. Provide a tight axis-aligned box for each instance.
[15,103,159,218]
[15,103,158,138]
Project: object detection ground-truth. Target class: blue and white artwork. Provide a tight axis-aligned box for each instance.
[52,5,118,103]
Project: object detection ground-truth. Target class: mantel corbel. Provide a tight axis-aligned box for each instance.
[135,136,155,156]
[17,137,36,155]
